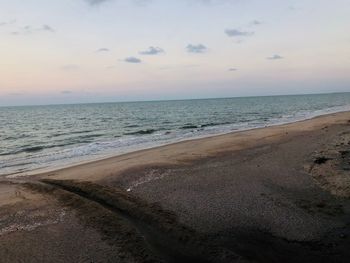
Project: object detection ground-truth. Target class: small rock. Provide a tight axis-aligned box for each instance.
[340,150,350,157]
[314,156,330,164]
[316,202,326,208]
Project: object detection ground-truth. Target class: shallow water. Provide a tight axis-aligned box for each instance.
[1,93,350,176]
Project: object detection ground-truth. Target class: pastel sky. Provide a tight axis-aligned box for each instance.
[0,0,349,106]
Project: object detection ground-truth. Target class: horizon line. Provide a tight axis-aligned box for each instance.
[1,91,349,108]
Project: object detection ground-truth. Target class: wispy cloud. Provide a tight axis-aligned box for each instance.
[186,44,207,53]
[61,90,72,94]
[41,24,55,32]
[225,29,254,37]
[267,54,284,60]
[124,57,142,63]
[96,48,110,52]
[0,19,16,27]
[10,25,31,35]
[10,24,55,35]
[250,20,262,26]
[228,68,238,71]
[84,0,110,6]
[139,46,164,55]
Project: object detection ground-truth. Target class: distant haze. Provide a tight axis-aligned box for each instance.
[0,0,349,106]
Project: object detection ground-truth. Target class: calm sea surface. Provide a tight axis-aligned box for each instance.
[1,93,350,177]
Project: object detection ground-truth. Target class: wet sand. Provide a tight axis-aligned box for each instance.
[1,111,350,262]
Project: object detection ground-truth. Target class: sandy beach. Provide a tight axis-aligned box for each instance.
[1,111,350,262]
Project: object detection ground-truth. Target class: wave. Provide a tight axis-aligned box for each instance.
[22,146,45,153]
[78,134,104,139]
[0,146,47,156]
[181,124,198,129]
[0,134,105,157]
[124,129,157,135]
[0,151,16,156]
[1,161,33,169]
[200,122,230,128]
[181,122,230,129]
[50,130,96,137]
[4,134,33,140]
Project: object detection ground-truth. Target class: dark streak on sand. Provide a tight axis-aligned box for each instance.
[24,180,242,263]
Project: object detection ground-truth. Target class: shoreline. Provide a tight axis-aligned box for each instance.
[27,110,350,182]
[4,106,350,178]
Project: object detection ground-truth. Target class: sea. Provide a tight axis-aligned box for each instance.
[1,92,350,177]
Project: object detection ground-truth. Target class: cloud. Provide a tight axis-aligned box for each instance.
[10,25,32,35]
[225,29,254,37]
[61,90,72,94]
[84,0,110,5]
[124,57,142,63]
[96,48,110,52]
[267,54,284,60]
[41,24,55,32]
[0,19,16,27]
[139,46,164,55]
[228,68,238,71]
[186,44,207,53]
[9,24,55,35]
[250,20,262,26]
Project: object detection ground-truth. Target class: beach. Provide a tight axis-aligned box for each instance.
[1,111,350,262]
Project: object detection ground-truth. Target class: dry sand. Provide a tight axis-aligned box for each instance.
[0,111,350,262]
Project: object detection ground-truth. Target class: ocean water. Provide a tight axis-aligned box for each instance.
[1,93,350,177]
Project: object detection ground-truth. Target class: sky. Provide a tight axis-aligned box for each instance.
[0,0,349,106]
